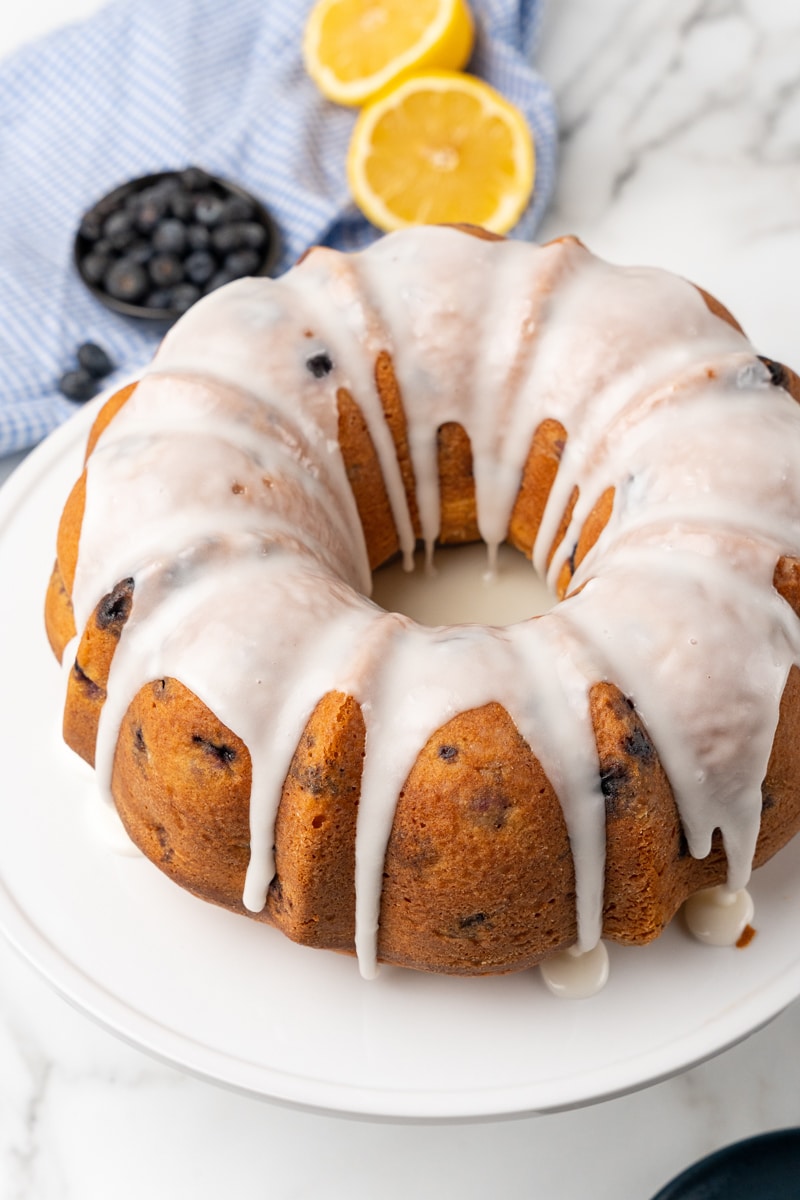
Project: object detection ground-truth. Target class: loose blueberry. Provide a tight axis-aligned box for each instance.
[77,342,114,378]
[59,368,96,402]
[104,258,148,303]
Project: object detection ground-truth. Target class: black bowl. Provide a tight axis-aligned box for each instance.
[74,168,281,323]
[650,1129,800,1200]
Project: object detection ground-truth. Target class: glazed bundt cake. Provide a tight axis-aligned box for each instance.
[45,225,800,990]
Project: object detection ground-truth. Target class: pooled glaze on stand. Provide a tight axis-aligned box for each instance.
[67,227,800,988]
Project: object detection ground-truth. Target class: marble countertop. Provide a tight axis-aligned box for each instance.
[2,1,800,1196]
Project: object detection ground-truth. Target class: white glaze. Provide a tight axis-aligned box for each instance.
[68,227,800,981]
[539,942,610,999]
[84,791,142,857]
[683,885,756,947]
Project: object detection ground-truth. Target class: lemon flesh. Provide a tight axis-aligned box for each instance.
[304,0,474,107]
[348,71,535,233]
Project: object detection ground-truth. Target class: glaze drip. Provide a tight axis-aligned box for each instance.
[70,227,800,979]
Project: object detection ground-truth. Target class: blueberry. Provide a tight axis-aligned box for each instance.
[306,352,334,378]
[59,368,97,402]
[225,247,261,277]
[81,249,111,284]
[171,282,201,313]
[220,195,255,223]
[77,342,114,378]
[95,190,124,218]
[149,253,184,288]
[145,289,173,310]
[168,190,194,222]
[134,198,166,235]
[239,221,268,250]
[78,210,104,242]
[130,183,161,207]
[211,222,246,254]
[186,223,211,251]
[150,177,181,202]
[103,210,136,250]
[204,267,239,293]
[180,167,213,192]
[104,258,148,303]
[77,174,273,316]
[152,218,188,256]
[126,239,154,266]
[759,356,789,389]
[124,189,146,213]
[194,195,226,226]
[184,249,216,285]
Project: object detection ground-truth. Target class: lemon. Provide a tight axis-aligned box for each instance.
[347,70,535,234]
[303,0,474,107]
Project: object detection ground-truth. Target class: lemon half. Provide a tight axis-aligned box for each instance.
[347,70,535,234]
[303,0,474,107]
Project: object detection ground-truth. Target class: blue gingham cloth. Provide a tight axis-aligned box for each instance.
[0,0,557,457]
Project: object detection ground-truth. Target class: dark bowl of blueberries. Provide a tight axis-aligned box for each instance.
[74,167,280,322]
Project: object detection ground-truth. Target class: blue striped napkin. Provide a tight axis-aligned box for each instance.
[0,0,557,457]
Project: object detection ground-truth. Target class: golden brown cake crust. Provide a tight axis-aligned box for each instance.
[44,229,800,976]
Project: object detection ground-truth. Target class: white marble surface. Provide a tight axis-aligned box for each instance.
[2,0,800,1196]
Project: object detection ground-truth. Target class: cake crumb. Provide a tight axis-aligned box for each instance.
[736,924,757,949]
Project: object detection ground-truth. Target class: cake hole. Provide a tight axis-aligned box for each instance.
[371,542,553,626]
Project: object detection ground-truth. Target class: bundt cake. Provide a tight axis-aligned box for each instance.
[45,224,800,991]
